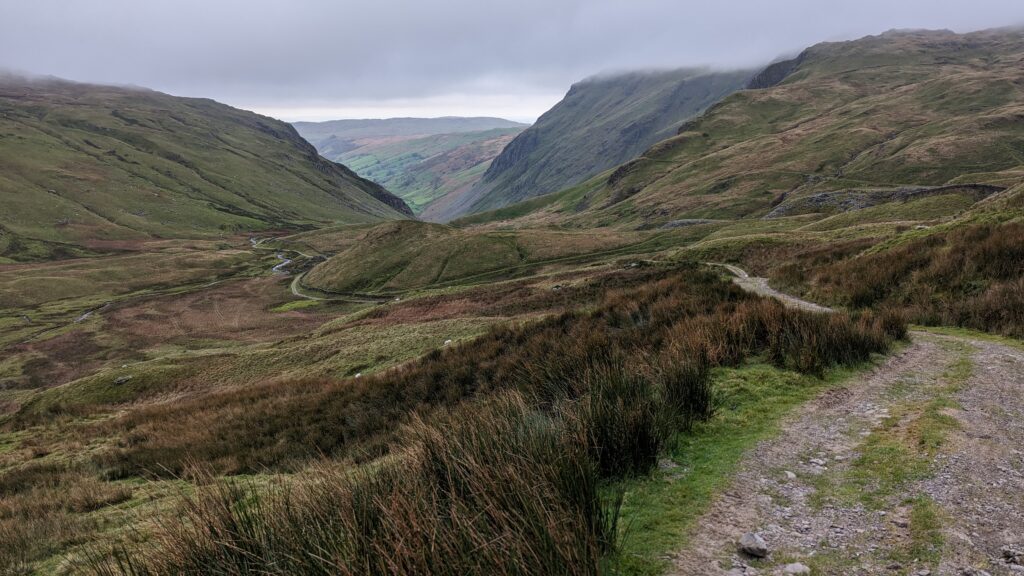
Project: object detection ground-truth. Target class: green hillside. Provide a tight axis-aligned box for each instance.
[439,68,754,220]
[294,118,527,216]
[300,219,643,294]
[0,75,411,261]
[338,128,523,216]
[499,29,1024,228]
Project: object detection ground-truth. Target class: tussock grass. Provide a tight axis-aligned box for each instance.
[783,221,1024,337]
[96,264,898,478]
[90,394,619,576]
[82,263,902,574]
[0,462,133,573]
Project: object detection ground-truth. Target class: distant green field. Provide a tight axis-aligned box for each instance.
[337,128,523,214]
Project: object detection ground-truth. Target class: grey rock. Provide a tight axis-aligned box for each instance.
[783,563,811,575]
[738,532,769,558]
[113,375,133,385]
[661,218,717,229]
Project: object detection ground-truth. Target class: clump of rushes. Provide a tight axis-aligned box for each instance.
[90,394,620,576]
[571,356,670,477]
[85,263,902,574]
[781,221,1024,337]
[96,264,900,479]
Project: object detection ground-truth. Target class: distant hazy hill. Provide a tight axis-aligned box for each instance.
[341,128,523,216]
[294,117,525,148]
[463,28,1024,229]
[0,75,411,261]
[435,68,754,220]
[294,117,526,216]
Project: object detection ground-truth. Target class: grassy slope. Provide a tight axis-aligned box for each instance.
[479,29,1023,229]
[300,219,648,294]
[0,75,410,261]
[442,68,753,219]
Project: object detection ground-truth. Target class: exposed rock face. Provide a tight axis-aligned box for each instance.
[442,68,754,220]
[746,51,807,89]
[354,175,416,218]
[660,218,717,229]
[764,184,1005,219]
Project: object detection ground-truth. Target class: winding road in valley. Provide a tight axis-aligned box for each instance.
[676,265,1024,575]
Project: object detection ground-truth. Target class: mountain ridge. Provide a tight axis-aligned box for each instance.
[436,67,755,220]
[461,28,1024,229]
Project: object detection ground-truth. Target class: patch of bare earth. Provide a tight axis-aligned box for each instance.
[669,334,1024,576]
[927,338,1024,575]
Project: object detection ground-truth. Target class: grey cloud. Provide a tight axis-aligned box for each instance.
[1,0,1021,120]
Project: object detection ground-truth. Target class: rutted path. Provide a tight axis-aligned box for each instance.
[713,263,832,314]
[672,266,1024,575]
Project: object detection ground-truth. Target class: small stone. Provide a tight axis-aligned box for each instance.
[783,563,811,575]
[916,570,931,576]
[808,458,826,466]
[738,532,768,558]
[113,375,133,385]
[658,458,680,470]
[784,470,797,480]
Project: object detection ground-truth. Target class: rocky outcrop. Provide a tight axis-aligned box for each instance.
[353,177,415,218]
[747,51,807,89]
[448,68,754,220]
[765,184,1004,218]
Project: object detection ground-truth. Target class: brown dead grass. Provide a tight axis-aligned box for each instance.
[104,277,326,348]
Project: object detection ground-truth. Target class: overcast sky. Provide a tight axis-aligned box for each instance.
[1,0,1021,122]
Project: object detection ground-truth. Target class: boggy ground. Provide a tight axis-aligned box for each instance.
[669,331,1024,576]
